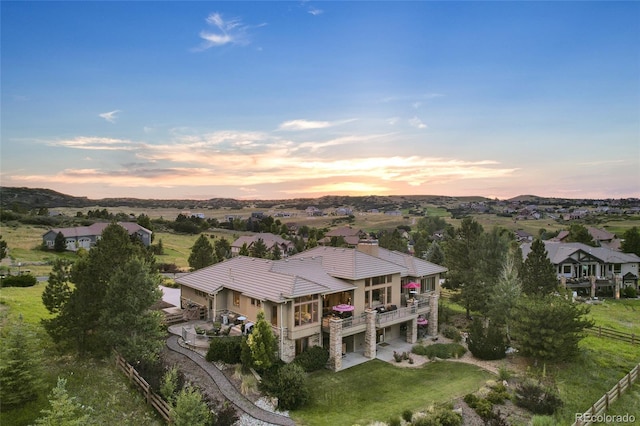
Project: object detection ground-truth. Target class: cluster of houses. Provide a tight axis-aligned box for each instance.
[42,219,639,369]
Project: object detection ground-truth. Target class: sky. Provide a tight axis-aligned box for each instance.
[1,1,639,201]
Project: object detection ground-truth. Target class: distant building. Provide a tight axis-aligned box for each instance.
[42,222,152,251]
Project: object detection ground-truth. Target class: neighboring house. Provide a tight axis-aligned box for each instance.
[230,233,295,257]
[514,230,534,243]
[554,227,622,250]
[176,240,447,371]
[521,241,640,293]
[320,226,368,247]
[42,222,152,251]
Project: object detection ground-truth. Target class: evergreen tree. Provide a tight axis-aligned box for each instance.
[239,242,250,256]
[467,318,507,360]
[522,239,558,296]
[170,385,212,426]
[511,294,593,363]
[260,363,310,410]
[246,310,278,372]
[271,243,282,260]
[46,223,155,356]
[566,224,596,246]
[42,259,73,314]
[99,258,164,364]
[487,250,522,341]
[305,237,318,249]
[160,365,181,405]
[378,229,407,252]
[443,218,485,318]
[249,238,268,259]
[412,231,430,260]
[35,378,93,426]
[0,234,7,260]
[424,241,445,265]
[54,231,67,252]
[214,237,232,261]
[621,226,640,256]
[0,318,43,408]
[188,234,217,270]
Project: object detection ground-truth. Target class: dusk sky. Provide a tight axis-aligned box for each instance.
[1,1,639,200]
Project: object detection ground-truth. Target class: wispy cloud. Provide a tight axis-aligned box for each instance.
[49,136,136,151]
[408,116,427,129]
[196,12,260,50]
[278,118,355,131]
[308,7,323,16]
[99,110,121,123]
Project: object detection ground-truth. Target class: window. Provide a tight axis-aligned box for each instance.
[195,290,207,298]
[294,295,318,326]
[233,291,240,307]
[614,264,622,274]
[563,265,571,274]
[251,298,261,307]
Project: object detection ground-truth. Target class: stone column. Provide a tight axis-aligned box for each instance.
[329,318,343,371]
[560,276,566,289]
[590,275,596,299]
[364,309,377,359]
[615,274,621,300]
[428,292,439,336]
[407,318,417,344]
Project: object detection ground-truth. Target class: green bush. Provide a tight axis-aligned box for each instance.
[1,274,37,288]
[441,324,462,342]
[402,408,413,422]
[472,398,494,420]
[412,408,463,426]
[206,336,242,364]
[622,286,637,298]
[515,380,563,415]
[463,393,478,406]
[260,363,310,410]
[467,318,507,360]
[388,415,401,426]
[486,385,509,405]
[412,343,466,359]
[293,346,329,372]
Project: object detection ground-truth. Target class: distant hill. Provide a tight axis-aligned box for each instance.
[0,186,493,211]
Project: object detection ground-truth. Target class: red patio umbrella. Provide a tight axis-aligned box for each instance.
[332,304,355,313]
[403,282,421,289]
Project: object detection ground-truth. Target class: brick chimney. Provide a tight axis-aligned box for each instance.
[357,239,380,258]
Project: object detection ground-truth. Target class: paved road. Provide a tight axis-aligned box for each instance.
[165,335,295,426]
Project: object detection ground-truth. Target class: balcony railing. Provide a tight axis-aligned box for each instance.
[376,299,430,326]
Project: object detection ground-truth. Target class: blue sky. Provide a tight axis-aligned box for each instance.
[2,1,638,200]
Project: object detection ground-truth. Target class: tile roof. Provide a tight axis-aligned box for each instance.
[374,246,448,277]
[521,241,640,264]
[289,246,408,280]
[231,233,292,249]
[44,222,151,237]
[176,256,355,303]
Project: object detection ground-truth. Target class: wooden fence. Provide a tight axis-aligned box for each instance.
[114,352,172,423]
[572,363,640,426]
[586,326,638,345]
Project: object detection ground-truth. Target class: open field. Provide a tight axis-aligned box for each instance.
[0,283,162,426]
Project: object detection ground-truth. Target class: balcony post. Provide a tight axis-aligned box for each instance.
[329,318,343,371]
[615,274,621,300]
[407,318,417,344]
[590,275,596,298]
[364,309,377,359]
[428,292,439,336]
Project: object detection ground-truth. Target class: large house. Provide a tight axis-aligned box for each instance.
[320,226,368,247]
[521,241,640,295]
[176,240,447,371]
[42,222,152,251]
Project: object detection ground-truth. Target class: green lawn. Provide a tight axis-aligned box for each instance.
[291,360,493,425]
[587,299,640,335]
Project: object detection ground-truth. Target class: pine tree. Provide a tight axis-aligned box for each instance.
[511,294,593,362]
[522,239,558,296]
[566,224,596,246]
[621,226,640,256]
[239,242,250,256]
[0,234,7,260]
[271,243,282,260]
[487,250,522,340]
[214,237,232,260]
[42,259,73,315]
[247,310,278,372]
[99,258,164,364]
[54,231,67,252]
[35,378,93,426]
[249,238,268,259]
[0,317,43,408]
[170,385,212,426]
[188,234,217,270]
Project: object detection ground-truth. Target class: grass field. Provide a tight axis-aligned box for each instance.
[291,360,493,425]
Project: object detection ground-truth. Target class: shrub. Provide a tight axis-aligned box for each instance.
[497,364,512,381]
[294,345,329,372]
[463,393,478,406]
[622,286,637,298]
[206,336,242,364]
[441,324,462,342]
[1,274,37,288]
[260,363,310,410]
[388,415,402,426]
[515,380,563,415]
[413,408,462,426]
[486,386,509,405]
[412,343,466,360]
[393,351,403,362]
[402,408,413,422]
[467,318,507,360]
[472,398,494,420]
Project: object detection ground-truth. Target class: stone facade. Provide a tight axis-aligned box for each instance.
[428,292,439,336]
[364,309,377,359]
[329,318,343,371]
